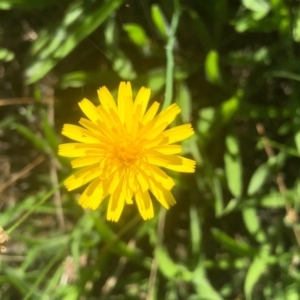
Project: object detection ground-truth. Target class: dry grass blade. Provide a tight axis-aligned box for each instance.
[0,98,55,106]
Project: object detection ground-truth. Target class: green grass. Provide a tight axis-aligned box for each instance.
[1,0,300,299]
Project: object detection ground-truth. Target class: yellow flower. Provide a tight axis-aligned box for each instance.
[58,82,196,221]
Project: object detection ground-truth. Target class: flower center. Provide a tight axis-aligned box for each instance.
[111,134,142,165]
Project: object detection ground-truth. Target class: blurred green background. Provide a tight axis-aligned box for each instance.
[1,0,300,299]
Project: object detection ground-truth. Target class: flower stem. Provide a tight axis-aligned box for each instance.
[163,0,180,110]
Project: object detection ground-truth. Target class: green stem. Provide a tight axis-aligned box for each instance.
[163,0,180,110]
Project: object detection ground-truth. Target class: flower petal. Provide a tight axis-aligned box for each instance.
[107,167,124,194]
[153,104,181,128]
[118,82,132,124]
[121,172,133,204]
[135,189,154,220]
[140,104,180,139]
[124,94,134,132]
[141,101,160,125]
[133,87,151,120]
[107,182,125,222]
[152,144,182,155]
[135,167,150,192]
[163,124,194,144]
[97,86,118,113]
[147,165,175,190]
[79,118,115,144]
[59,143,86,157]
[78,178,107,210]
[64,164,103,191]
[78,98,99,123]
[147,153,196,173]
[149,179,176,209]
[71,156,102,168]
[62,124,99,143]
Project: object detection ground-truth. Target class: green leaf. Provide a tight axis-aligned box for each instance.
[151,4,168,38]
[221,198,240,215]
[59,286,79,300]
[214,0,228,42]
[224,135,243,198]
[103,17,137,80]
[113,52,137,80]
[221,91,241,123]
[213,175,225,217]
[205,50,220,84]
[197,107,216,135]
[11,123,48,152]
[40,263,64,298]
[0,192,46,228]
[242,207,266,243]
[285,284,300,300]
[155,245,180,278]
[176,82,192,122]
[23,245,65,300]
[211,228,256,256]
[0,115,16,129]
[259,192,285,208]
[226,135,239,155]
[60,70,119,89]
[293,7,300,42]
[242,191,289,208]
[294,129,300,154]
[189,206,202,257]
[41,110,59,153]
[134,68,165,95]
[244,245,270,300]
[0,48,14,61]
[247,163,270,196]
[26,0,123,83]
[192,261,223,300]
[3,266,31,296]
[134,67,188,98]
[271,71,300,82]
[0,0,62,10]
[188,8,212,50]
[91,212,149,268]
[123,23,148,47]
[242,0,270,20]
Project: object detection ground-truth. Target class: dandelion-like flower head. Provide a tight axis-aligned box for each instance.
[59,82,196,221]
